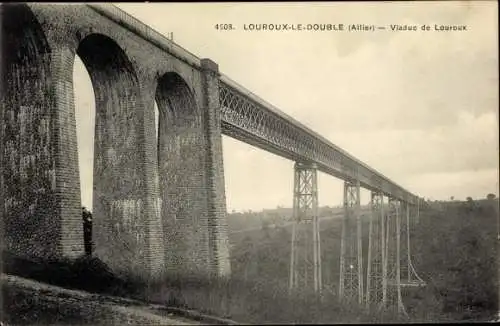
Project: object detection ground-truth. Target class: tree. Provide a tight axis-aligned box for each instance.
[486,193,496,200]
[465,197,476,211]
[82,206,92,255]
[261,219,270,230]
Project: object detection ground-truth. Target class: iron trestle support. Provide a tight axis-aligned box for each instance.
[366,191,386,308]
[385,198,408,317]
[339,178,363,304]
[289,162,322,295]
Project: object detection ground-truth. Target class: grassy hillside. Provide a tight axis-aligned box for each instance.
[228,198,499,322]
[228,209,376,297]
[407,199,499,321]
[2,198,497,324]
[1,274,197,325]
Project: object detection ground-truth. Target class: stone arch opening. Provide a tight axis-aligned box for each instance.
[154,99,160,205]
[155,72,206,272]
[75,33,145,276]
[1,4,57,257]
[73,53,96,256]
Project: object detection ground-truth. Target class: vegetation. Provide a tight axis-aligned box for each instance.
[227,198,498,322]
[408,198,498,321]
[2,197,498,323]
[2,273,191,325]
[227,205,348,233]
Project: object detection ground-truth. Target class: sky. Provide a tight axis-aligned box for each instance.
[73,1,498,212]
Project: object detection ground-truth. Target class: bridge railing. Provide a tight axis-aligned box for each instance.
[87,4,201,68]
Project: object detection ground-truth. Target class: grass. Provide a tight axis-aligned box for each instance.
[148,272,402,324]
[3,281,104,325]
[406,199,499,322]
[2,273,197,325]
[1,250,401,324]
[2,198,497,324]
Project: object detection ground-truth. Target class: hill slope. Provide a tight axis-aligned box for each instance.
[228,198,499,322]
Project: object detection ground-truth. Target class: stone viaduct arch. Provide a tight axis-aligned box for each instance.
[77,32,156,280]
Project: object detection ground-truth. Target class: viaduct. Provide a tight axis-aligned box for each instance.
[1,4,423,312]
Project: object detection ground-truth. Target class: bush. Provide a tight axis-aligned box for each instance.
[2,251,144,298]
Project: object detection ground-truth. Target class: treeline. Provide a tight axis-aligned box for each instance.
[227,205,371,232]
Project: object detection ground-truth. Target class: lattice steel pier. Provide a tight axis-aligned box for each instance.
[289,162,322,294]
[400,201,426,287]
[366,191,386,308]
[339,179,363,304]
[385,198,407,316]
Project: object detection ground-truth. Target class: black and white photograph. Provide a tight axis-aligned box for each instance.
[0,1,498,324]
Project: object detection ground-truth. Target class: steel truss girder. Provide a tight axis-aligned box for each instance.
[219,81,417,204]
[289,162,322,295]
[339,179,363,304]
[366,191,386,308]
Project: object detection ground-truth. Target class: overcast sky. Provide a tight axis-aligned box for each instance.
[73,1,498,212]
